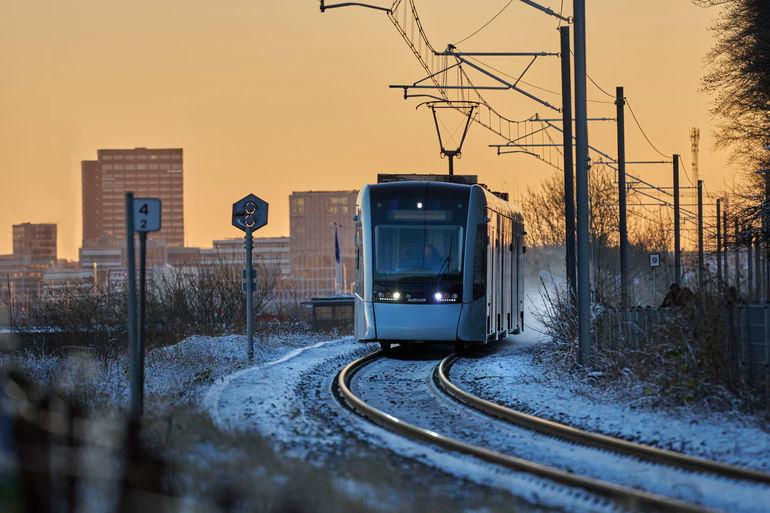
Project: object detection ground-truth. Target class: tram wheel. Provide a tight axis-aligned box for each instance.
[379,341,392,352]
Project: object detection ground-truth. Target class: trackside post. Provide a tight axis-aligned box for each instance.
[232,194,269,360]
[126,195,161,416]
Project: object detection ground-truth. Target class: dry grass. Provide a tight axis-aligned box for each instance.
[3,349,531,513]
[142,406,488,513]
[534,285,759,411]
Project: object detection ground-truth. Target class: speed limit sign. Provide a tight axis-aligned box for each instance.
[649,253,661,268]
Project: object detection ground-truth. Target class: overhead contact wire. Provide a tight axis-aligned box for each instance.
[625,98,672,160]
[453,0,515,46]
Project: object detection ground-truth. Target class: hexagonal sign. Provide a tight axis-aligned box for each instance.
[232,193,269,232]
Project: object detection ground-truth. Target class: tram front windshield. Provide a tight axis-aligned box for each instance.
[371,184,468,298]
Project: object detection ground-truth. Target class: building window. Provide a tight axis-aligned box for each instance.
[328,196,348,214]
[292,198,305,215]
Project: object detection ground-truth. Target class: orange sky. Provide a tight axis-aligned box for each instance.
[0,0,728,260]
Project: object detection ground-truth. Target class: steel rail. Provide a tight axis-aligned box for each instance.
[437,354,770,486]
[336,351,714,513]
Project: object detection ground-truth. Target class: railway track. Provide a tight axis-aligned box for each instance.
[336,350,770,513]
[437,354,770,486]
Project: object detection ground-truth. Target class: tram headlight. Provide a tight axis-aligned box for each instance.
[392,291,401,300]
[434,292,443,301]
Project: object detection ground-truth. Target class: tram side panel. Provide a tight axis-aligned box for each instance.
[457,186,489,343]
[353,187,377,341]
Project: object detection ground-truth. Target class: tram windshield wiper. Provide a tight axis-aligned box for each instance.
[435,234,455,284]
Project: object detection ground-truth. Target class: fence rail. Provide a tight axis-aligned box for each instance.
[596,304,770,401]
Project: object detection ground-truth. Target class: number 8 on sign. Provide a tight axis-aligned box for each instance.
[133,198,162,233]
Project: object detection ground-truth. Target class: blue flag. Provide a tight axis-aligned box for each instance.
[334,225,341,264]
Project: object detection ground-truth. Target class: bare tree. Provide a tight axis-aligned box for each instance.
[523,167,627,248]
[694,0,770,171]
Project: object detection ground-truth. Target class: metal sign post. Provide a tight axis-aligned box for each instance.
[245,230,255,360]
[126,196,161,417]
[125,193,139,417]
[232,194,269,360]
[649,252,661,305]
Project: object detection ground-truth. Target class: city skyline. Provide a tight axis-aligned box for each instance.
[0,1,728,260]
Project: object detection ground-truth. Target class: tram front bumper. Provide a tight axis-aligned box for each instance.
[373,303,462,341]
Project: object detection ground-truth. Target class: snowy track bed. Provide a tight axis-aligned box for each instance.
[205,338,612,513]
[345,348,770,513]
[449,340,770,472]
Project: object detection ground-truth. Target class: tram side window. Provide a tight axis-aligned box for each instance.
[473,227,487,299]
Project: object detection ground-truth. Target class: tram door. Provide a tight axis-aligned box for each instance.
[486,212,495,338]
[513,234,521,332]
[519,233,525,330]
[496,214,504,333]
[503,216,512,332]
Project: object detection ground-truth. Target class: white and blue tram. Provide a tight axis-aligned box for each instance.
[352,177,525,351]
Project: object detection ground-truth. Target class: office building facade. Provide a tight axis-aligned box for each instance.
[12,223,57,262]
[81,148,184,248]
[202,237,291,279]
[289,190,357,299]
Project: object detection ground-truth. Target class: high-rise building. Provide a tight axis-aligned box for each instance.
[289,190,358,299]
[81,148,184,248]
[12,223,57,262]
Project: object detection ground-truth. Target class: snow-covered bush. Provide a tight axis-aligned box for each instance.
[534,286,758,410]
[12,260,285,353]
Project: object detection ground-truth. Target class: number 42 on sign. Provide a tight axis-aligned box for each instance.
[134,198,162,232]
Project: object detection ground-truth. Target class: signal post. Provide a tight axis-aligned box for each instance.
[232,194,269,360]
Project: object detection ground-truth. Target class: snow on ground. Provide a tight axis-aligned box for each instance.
[205,337,623,513]
[350,347,770,513]
[8,323,768,512]
[0,327,342,408]
[4,331,574,511]
[451,333,770,473]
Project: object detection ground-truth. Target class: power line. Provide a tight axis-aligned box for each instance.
[568,49,615,99]
[464,55,613,104]
[678,154,694,187]
[453,0,515,45]
[464,55,560,96]
[587,72,615,98]
[625,98,671,159]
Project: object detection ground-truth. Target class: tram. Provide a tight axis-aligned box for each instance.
[352,175,525,351]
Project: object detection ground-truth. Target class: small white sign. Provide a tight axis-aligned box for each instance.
[649,253,661,268]
[134,198,162,232]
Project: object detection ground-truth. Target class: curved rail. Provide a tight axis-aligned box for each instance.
[436,354,770,486]
[336,351,714,513]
